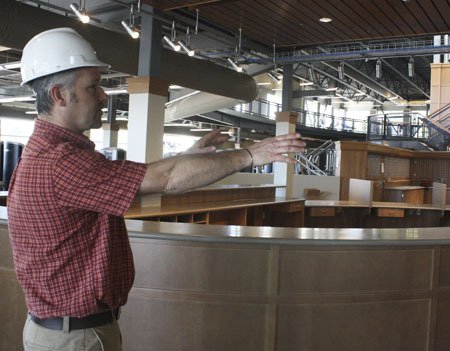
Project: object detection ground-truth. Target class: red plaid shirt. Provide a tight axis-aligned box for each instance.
[8,119,147,318]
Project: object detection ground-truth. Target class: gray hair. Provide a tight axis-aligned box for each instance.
[27,69,80,115]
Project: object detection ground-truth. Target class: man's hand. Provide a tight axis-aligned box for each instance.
[184,129,230,155]
[246,133,306,166]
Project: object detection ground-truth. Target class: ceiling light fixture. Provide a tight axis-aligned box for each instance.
[376,59,382,79]
[325,87,338,91]
[227,58,243,73]
[121,4,140,39]
[299,81,314,86]
[121,21,139,39]
[354,92,366,96]
[178,41,194,56]
[408,57,414,77]
[163,36,180,51]
[178,27,195,56]
[319,17,332,23]
[69,2,90,24]
[257,82,271,86]
[164,21,181,51]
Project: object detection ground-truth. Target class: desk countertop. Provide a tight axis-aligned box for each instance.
[125,197,303,219]
[126,219,450,246]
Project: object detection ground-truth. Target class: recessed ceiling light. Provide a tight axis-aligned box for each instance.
[319,17,332,23]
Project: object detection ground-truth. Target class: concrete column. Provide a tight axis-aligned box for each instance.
[274,111,298,197]
[127,77,168,163]
[126,4,166,163]
[126,6,166,207]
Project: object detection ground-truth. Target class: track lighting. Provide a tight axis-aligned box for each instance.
[163,36,180,51]
[70,3,89,24]
[268,71,280,83]
[178,41,194,56]
[227,58,243,73]
[376,59,382,79]
[121,21,139,39]
[408,57,414,77]
[121,4,139,39]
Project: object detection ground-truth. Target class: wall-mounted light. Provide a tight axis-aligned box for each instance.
[163,36,180,51]
[376,59,382,79]
[408,57,414,77]
[227,58,243,73]
[70,2,90,24]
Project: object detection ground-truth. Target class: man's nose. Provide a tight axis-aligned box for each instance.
[98,87,108,105]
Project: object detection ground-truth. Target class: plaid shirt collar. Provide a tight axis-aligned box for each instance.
[33,118,95,150]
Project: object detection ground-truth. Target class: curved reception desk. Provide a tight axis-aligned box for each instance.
[3,220,450,351]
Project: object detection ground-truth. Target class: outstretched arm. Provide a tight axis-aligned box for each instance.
[183,129,230,154]
[137,133,306,195]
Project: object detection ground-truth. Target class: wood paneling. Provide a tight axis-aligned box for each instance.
[278,249,433,294]
[121,292,267,351]
[144,1,450,48]
[276,300,430,351]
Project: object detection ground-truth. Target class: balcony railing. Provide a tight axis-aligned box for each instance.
[367,113,450,150]
[230,98,368,134]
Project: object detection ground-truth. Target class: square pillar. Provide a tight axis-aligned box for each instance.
[127,76,168,163]
[274,111,298,197]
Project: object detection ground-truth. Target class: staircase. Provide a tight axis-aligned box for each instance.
[367,113,450,151]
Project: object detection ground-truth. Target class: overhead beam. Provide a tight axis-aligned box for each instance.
[0,0,257,101]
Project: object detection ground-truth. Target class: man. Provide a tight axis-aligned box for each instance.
[8,28,306,351]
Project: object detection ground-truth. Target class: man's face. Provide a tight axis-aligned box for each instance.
[64,67,107,134]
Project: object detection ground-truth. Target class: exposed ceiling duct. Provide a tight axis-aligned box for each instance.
[0,0,257,101]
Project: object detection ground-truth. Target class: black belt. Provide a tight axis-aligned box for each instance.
[30,308,120,331]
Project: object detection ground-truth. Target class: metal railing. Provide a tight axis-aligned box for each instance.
[230,98,368,134]
[367,113,450,150]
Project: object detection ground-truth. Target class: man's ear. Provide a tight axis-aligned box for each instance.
[49,85,67,107]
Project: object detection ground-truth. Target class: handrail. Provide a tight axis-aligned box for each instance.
[367,113,449,150]
[230,98,367,134]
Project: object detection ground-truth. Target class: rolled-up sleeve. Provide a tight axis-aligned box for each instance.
[53,146,147,216]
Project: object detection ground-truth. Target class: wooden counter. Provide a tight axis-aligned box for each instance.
[127,184,305,228]
[305,200,446,228]
[2,220,450,351]
[382,186,425,204]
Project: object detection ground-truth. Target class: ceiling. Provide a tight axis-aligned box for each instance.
[148,0,450,48]
[1,0,450,130]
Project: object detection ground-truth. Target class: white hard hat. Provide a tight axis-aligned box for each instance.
[21,27,110,85]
